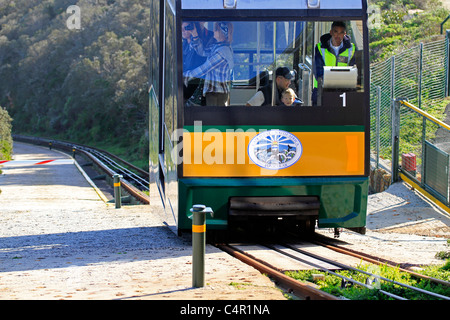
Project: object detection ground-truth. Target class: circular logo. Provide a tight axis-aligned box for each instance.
[248,129,303,170]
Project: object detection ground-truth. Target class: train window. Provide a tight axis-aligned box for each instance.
[181,20,364,107]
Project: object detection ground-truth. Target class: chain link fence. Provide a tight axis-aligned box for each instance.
[392,100,450,206]
[370,34,450,205]
[370,35,449,168]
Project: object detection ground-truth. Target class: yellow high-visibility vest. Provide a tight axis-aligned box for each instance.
[314,42,355,88]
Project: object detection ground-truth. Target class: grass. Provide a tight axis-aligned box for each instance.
[286,261,450,300]
[422,260,450,282]
[375,97,450,162]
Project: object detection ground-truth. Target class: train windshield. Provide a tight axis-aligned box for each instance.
[181,20,365,107]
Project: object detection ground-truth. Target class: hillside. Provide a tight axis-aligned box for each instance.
[369,0,449,62]
[0,0,150,168]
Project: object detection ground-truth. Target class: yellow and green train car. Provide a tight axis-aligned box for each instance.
[149,0,370,236]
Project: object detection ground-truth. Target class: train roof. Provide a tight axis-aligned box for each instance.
[181,0,365,10]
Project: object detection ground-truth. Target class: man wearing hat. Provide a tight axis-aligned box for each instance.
[246,67,294,106]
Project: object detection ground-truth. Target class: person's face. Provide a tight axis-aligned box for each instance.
[213,28,221,41]
[214,25,227,42]
[281,93,295,106]
[276,76,291,90]
[330,26,346,47]
[182,22,190,39]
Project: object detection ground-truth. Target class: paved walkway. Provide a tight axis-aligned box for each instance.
[0,142,284,300]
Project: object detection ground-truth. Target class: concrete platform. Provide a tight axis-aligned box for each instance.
[0,142,284,300]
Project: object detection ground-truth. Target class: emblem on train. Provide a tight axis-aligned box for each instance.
[248,129,302,170]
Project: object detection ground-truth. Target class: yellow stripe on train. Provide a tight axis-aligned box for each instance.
[182,131,364,177]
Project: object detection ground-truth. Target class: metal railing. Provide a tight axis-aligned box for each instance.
[392,99,450,207]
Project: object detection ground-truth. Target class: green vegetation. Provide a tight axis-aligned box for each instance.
[369,0,450,62]
[397,97,449,161]
[369,0,450,161]
[0,0,149,169]
[286,261,450,300]
[0,105,13,161]
[423,260,450,280]
[434,239,450,261]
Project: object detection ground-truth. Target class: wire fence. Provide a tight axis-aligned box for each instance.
[370,34,450,206]
[370,36,449,168]
[392,100,450,206]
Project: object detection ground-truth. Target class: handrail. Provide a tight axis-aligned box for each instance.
[441,14,450,34]
[398,99,450,131]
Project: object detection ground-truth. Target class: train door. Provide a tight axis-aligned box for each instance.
[149,0,179,233]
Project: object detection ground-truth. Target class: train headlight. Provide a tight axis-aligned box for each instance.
[223,0,237,9]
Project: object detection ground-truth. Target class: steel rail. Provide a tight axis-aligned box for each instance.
[278,243,450,300]
[12,135,150,204]
[77,147,150,204]
[80,147,149,191]
[217,244,339,300]
[266,244,408,300]
[312,238,450,287]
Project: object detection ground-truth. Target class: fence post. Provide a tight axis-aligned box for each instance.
[376,86,381,168]
[418,43,423,109]
[190,204,213,288]
[391,98,401,183]
[421,117,427,188]
[446,30,450,97]
[391,56,395,102]
[113,174,123,209]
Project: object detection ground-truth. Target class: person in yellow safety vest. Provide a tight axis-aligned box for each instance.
[312,21,355,105]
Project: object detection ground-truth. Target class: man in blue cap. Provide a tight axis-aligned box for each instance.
[246,67,295,106]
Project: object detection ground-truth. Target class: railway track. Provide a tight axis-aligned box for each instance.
[218,243,339,300]
[12,135,150,205]
[218,239,450,300]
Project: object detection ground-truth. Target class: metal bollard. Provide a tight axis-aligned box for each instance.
[189,204,213,288]
[72,146,76,158]
[113,174,123,208]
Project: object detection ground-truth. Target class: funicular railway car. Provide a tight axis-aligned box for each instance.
[149,0,370,236]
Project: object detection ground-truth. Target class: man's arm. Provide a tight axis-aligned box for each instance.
[313,44,325,79]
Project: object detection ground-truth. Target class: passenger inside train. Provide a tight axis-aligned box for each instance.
[182,20,364,107]
[183,21,234,106]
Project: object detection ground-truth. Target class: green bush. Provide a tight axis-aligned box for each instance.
[369,0,449,62]
[0,106,13,161]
